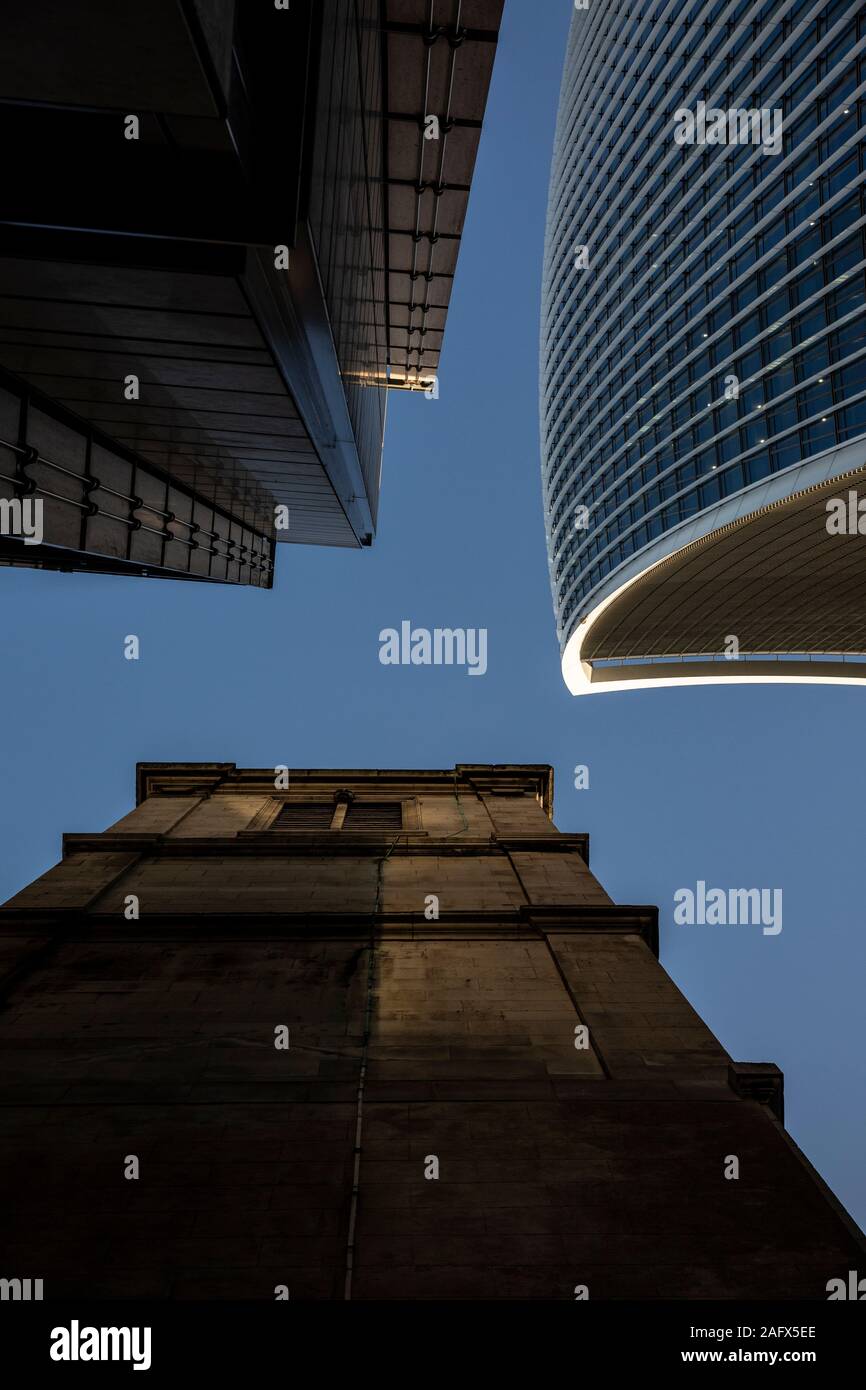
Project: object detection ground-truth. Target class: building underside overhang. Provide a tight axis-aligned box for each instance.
[0,362,275,584]
[564,443,866,694]
[0,0,502,581]
[379,0,501,392]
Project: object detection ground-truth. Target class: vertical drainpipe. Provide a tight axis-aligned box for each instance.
[344,832,404,1299]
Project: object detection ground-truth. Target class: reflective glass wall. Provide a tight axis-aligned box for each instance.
[541,0,866,652]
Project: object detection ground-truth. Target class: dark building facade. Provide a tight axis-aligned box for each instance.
[0,1,501,584]
[541,0,866,692]
[0,761,862,1300]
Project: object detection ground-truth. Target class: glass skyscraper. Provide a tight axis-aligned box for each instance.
[541,0,866,693]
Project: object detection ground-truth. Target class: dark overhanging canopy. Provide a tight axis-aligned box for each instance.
[0,0,503,580]
[379,0,502,391]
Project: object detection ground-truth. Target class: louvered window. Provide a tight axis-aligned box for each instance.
[343,802,403,829]
[272,803,335,829]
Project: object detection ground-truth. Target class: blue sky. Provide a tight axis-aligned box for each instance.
[1,1,864,1229]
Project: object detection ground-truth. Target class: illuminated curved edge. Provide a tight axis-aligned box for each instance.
[561,570,866,695]
[559,438,866,696]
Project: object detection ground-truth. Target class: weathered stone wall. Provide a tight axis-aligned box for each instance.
[0,765,862,1299]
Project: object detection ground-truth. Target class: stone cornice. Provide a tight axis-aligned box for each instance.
[521,903,659,956]
[135,762,556,816]
[60,832,590,859]
[0,905,659,939]
[728,1061,785,1123]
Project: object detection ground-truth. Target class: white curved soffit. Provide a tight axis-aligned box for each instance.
[562,574,866,695]
[561,439,866,695]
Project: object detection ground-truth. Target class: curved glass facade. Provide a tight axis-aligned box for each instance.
[540,0,866,679]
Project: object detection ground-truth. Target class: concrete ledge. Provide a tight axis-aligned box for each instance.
[728,1061,784,1123]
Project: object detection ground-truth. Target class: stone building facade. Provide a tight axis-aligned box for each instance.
[0,762,862,1299]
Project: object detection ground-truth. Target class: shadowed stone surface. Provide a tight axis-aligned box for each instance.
[0,763,861,1299]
